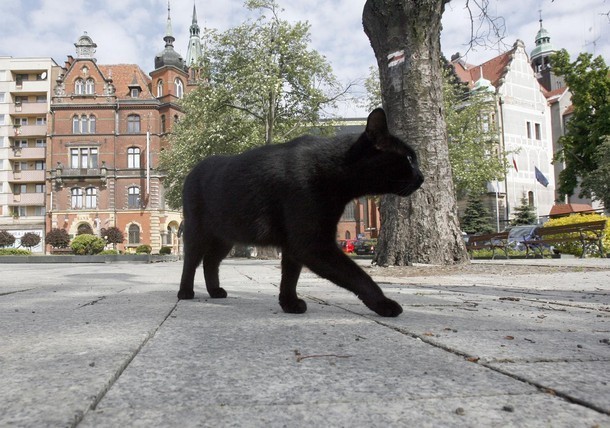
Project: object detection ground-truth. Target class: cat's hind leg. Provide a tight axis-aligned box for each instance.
[178,230,204,300]
[279,254,307,314]
[203,239,233,298]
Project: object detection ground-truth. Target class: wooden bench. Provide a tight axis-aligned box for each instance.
[523,220,607,258]
[466,231,509,259]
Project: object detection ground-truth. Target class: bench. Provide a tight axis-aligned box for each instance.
[523,220,607,258]
[466,231,509,259]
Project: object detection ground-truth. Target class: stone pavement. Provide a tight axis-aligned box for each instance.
[1,258,609,427]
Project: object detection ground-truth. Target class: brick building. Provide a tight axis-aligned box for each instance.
[46,9,194,254]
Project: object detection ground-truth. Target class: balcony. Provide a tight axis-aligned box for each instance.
[14,125,47,138]
[13,80,50,94]
[8,170,46,182]
[10,193,45,206]
[61,168,104,178]
[10,102,48,115]
[9,147,46,160]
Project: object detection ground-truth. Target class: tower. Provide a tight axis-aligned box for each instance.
[530,16,561,91]
[185,3,203,68]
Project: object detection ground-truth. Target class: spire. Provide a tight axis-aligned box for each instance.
[155,0,185,70]
[186,2,203,67]
[530,13,555,62]
[164,1,175,48]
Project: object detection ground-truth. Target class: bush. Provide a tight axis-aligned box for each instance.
[0,248,31,255]
[71,234,106,255]
[136,244,152,254]
[101,227,124,248]
[543,214,609,257]
[20,232,41,250]
[100,249,119,255]
[159,246,172,255]
[46,228,71,249]
[0,230,16,248]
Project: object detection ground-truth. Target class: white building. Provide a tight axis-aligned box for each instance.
[0,57,60,252]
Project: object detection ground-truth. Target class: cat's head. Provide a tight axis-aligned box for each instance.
[348,108,424,198]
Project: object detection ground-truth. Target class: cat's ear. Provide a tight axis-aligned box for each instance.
[365,108,389,141]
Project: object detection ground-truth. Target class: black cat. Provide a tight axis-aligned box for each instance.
[178,108,424,317]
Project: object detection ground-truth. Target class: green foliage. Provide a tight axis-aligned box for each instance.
[20,232,41,249]
[0,248,31,255]
[99,249,120,255]
[160,0,343,209]
[101,227,124,248]
[579,138,610,209]
[136,244,152,254]
[363,63,509,196]
[0,230,16,248]
[461,195,494,234]
[551,50,610,201]
[159,246,172,255]
[510,196,538,226]
[45,228,71,249]
[70,234,106,255]
[543,213,609,257]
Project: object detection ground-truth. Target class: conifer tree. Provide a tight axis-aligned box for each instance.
[461,195,494,235]
[510,196,538,226]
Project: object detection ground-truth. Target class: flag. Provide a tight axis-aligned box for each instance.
[512,157,518,172]
[535,166,549,187]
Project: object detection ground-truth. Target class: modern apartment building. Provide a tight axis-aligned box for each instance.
[0,57,60,252]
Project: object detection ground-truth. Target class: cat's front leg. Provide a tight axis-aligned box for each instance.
[278,255,307,314]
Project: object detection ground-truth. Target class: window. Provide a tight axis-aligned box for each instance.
[127,147,141,168]
[75,79,85,95]
[89,115,96,134]
[161,115,166,133]
[85,78,95,95]
[73,116,80,133]
[71,187,83,209]
[36,117,46,126]
[70,148,98,169]
[35,161,45,170]
[157,80,163,97]
[36,139,46,147]
[128,224,140,244]
[528,191,535,206]
[128,186,140,208]
[34,206,45,216]
[73,115,96,134]
[15,117,28,126]
[15,140,28,148]
[526,121,532,139]
[127,114,140,133]
[35,184,45,193]
[131,88,140,98]
[85,187,97,209]
[535,123,541,140]
[0,114,4,125]
[0,92,5,102]
[174,78,184,99]
[36,95,47,103]
[0,136,4,147]
[15,184,27,195]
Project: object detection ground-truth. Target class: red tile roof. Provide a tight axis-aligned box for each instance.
[98,64,155,100]
[451,49,514,89]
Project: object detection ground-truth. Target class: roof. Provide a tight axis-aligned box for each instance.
[549,203,594,217]
[98,64,155,100]
[451,48,514,89]
[544,86,568,103]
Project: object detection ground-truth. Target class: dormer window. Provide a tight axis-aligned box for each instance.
[131,88,140,98]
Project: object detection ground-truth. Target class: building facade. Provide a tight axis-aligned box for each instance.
[46,14,192,254]
[0,57,60,252]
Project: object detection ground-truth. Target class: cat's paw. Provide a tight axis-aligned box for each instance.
[177,289,195,300]
[280,298,308,314]
[363,297,403,317]
[208,287,228,298]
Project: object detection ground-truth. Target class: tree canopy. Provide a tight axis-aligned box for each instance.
[552,49,610,205]
[161,0,344,209]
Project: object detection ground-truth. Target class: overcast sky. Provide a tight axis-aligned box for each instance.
[2,0,608,116]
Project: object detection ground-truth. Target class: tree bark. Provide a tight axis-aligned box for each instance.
[363,0,468,265]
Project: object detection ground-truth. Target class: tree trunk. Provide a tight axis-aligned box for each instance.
[363,0,468,265]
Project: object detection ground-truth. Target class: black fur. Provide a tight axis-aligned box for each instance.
[178,108,424,317]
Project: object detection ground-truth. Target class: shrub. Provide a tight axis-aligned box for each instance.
[100,249,119,255]
[159,246,172,255]
[20,232,41,250]
[101,227,124,248]
[543,214,609,257]
[136,244,152,254]
[0,248,31,255]
[46,228,71,248]
[71,234,106,255]
[0,230,16,248]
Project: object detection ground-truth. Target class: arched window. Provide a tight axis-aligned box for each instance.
[73,115,80,134]
[81,115,89,134]
[161,115,166,133]
[174,78,184,99]
[71,187,83,209]
[128,186,140,209]
[157,80,163,98]
[528,191,535,206]
[77,222,93,235]
[89,115,96,134]
[85,78,95,95]
[127,147,141,169]
[128,224,140,244]
[75,79,85,95]
[127,114,140,133]
[85,187,97,209]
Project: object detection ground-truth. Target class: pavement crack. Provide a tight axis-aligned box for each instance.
[0,288,33,297]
